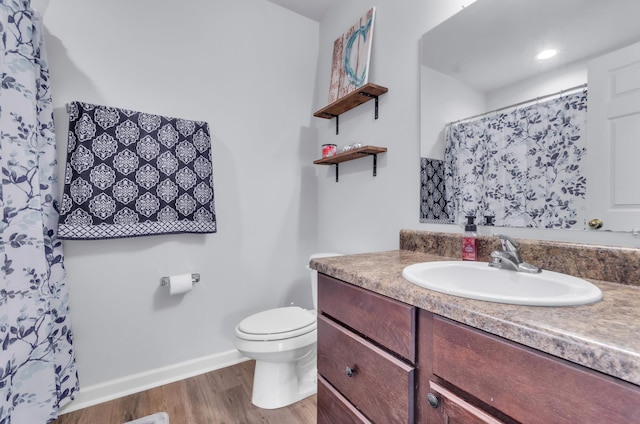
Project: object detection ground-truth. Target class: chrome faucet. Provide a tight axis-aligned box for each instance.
[489,235,541,273]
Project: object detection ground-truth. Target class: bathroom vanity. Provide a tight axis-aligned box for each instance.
[312,234,640,424]
[317,274,416,423]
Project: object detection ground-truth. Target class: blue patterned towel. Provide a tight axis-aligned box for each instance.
[58,102,216,239]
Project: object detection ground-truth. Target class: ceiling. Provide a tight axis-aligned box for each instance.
[421,0,640,93]
[266,0,339,21]
[272,0,640,94]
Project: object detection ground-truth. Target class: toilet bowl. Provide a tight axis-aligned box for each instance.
[235,306,317,409]
[234,253,342,409]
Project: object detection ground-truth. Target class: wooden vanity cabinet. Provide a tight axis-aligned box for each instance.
[317,273,417,424]
[426,380,508,424]
[318,274,640,423]
[423,315,640,424]
[318,273,416,362]
[317,374,372,423]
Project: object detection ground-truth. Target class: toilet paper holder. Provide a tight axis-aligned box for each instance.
[160,273,200,287]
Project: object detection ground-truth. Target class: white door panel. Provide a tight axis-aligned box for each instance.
[587,41,640,231]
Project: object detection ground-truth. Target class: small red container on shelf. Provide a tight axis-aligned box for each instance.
[322,144,337,158]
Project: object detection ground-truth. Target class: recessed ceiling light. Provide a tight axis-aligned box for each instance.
[536,49,558,60]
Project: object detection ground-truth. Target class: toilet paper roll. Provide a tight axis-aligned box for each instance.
[168,273,193,295]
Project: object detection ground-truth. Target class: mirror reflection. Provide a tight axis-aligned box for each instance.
[420,0,640,230]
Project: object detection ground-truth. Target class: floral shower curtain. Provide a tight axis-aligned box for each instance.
[444,90,588,229]
[1,1,79,423]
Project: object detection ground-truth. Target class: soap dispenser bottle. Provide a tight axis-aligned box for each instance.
[462,216,478,261]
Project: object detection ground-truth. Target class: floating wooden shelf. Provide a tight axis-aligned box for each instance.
[314,83,388,134]
[314,145,387,182]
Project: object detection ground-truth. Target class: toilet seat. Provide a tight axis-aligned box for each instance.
[236,306,316,341]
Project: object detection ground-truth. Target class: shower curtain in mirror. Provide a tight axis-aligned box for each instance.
[1,1,79,422]
[444,91,587,229]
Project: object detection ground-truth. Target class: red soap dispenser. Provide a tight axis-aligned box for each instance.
[462,216,477,261]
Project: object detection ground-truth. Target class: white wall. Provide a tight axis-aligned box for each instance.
[315,0,471,254]
[37,0,640,412]
[486,61,587,110]
[419,58,587,164]
[421,66,486,160]
[316,0,640,251]
[38,0,319,400]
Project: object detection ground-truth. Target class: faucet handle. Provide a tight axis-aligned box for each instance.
[496,234,522,263]
[493,235,541,274]
[497,234,519,250]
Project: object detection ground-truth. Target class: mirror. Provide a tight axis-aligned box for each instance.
[420,0,640,229]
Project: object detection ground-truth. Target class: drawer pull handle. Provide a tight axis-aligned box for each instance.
[427,393,440,409]
[345,366,355,377]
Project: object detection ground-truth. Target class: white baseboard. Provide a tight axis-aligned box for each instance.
[60,350,249,414]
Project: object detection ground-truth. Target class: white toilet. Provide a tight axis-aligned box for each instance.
[234,253,342,409]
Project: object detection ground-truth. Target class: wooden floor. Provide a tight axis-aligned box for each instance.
[53,360,317,424]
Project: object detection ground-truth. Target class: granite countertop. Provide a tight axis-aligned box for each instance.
[310,250,640,387]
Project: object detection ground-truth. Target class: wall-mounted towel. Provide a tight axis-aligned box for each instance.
[420,157,451,224]
[58,102,216,239]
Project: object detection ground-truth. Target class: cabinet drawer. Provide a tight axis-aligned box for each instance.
[318,314,415,424]
[433,316,640,424]
[318,375,372,424]
[429,381,506,424]
[318,273,416,362]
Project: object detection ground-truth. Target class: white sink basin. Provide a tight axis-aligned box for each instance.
[402,261,602,306]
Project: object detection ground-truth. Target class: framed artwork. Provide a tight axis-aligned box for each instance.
[328,7,376,104]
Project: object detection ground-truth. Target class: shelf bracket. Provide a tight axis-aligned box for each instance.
[326,114,339,135]
[372,153,378,176]
[358,91,380,119]
[331,153,379,183]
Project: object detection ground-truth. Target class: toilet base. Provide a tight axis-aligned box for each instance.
[251,349,317,409]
